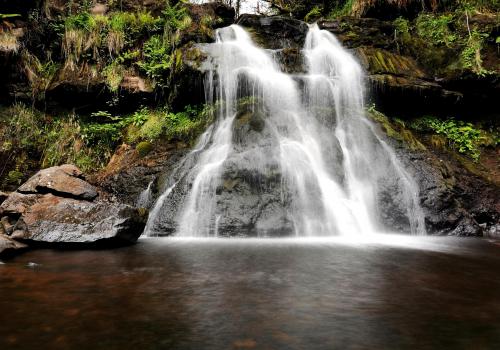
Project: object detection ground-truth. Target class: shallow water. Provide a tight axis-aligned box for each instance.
[1,236,500,350]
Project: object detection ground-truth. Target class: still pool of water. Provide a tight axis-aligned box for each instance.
[1,236,500,349]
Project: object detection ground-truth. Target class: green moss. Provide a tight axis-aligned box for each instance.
[416,13,457,48]
[461,29,492,76]
[368,105,426,151]
[327,0,353,19]
[103,63,125,92]
[304,6,322,22]
[136,141,153,157]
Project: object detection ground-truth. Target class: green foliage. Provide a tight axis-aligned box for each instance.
[6,170,23,185]
[125,104,213,144]
[461,30,491,76]
[81,111,124,149]
[416,13,457,48]
[109,11,161,36]
[0,14,21,19]
[0,104,45,152]
[304,6,322,22]
[394,17,410,34]
[130,107,149,127]
[138,35,173,84]
[0,104,116,177]
[137,112,165,141]
[103,63,125,92]
[410,116,482,161]
[163,1,192,32]
[327,0,353,19]
[394,17,411,42]
[65,12,96,31]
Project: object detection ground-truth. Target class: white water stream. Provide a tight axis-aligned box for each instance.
[145,24,426,237]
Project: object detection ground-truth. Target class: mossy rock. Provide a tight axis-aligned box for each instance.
[136,141,153,158]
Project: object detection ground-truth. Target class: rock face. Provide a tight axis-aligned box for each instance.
[17,164,98,200]
[0,234,27,258]
[237,15,309,49]
[0,165,147,249]
[373,118,500,237]
[135,15,498,238]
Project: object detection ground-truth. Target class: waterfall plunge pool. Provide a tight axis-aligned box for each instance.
[1,236,499,349]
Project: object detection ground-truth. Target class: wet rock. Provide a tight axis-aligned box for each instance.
[238,15,309,49]
[319,18,395,50]
[120,75,153,93]
[375,120,499,237]
[354,47,462,116]
[96,143,189,206]
[2,194,147,244]
[0,234,27,257]
[18,165,98,201]
[273,48,305,74]
[1,216,14,235]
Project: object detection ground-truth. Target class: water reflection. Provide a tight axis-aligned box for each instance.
[1,237,500,349]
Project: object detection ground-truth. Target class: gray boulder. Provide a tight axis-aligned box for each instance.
[17,164,98,200]
[0,165,147,247]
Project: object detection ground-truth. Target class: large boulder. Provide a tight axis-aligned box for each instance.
[3,194,147,244]
[0,165,148,247]
[17,164,98,200]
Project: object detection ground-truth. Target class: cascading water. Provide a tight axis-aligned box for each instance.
[144,24,426,237]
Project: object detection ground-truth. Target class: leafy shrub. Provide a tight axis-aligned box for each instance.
[125,104,213,144]
[410,116,482,161]
[416,14,457,47]
[0,104,116,176]
[103,63,125,91]
[130,107,149,127]
[328,0,354,19]
[7,170,24,185]
[138,35,173,84]
[65,12,96,31]
[461,30,490,76]
[304,6,322,22]
[163,2,191,32]
[394,17,411,43]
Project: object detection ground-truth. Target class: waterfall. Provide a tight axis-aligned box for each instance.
[144,24,426,237]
